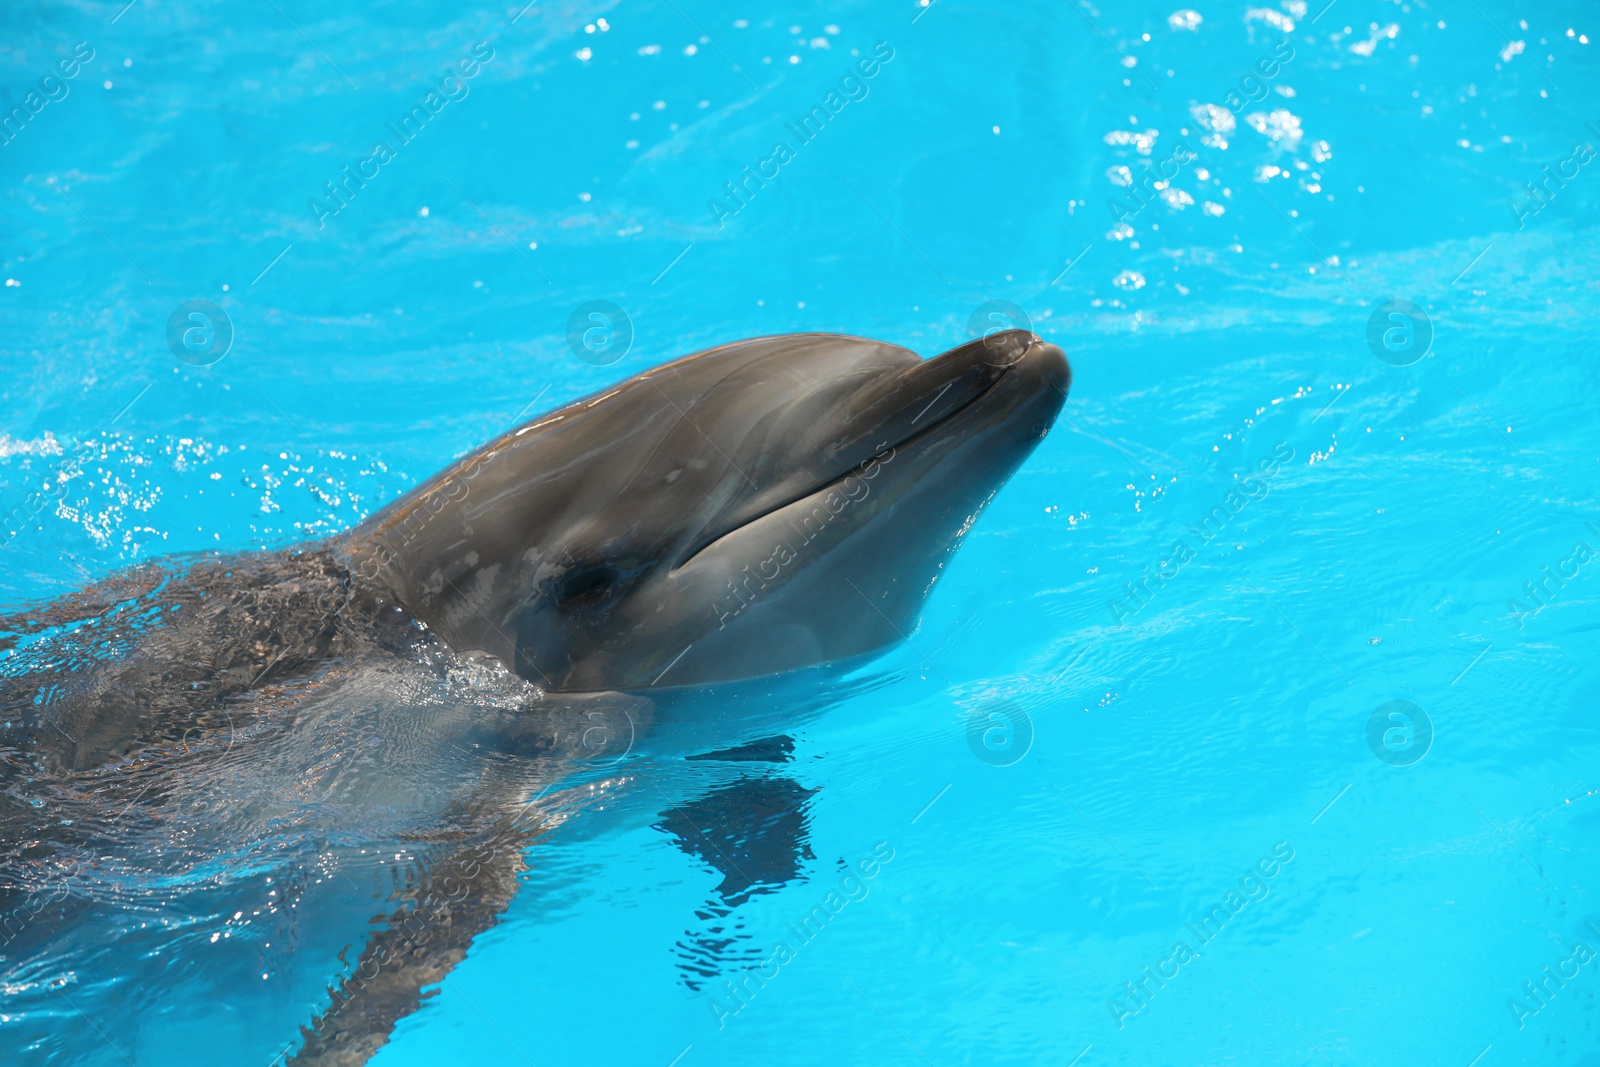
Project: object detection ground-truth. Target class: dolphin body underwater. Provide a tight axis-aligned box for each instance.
[0,329,1067,1064]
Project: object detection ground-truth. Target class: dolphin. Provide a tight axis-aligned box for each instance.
[0,329,1067,1065]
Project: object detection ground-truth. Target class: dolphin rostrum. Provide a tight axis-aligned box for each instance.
[0,329,1067,1065]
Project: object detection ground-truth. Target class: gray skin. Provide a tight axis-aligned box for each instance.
[338,328,1069,692]
[0,328,1067,1066]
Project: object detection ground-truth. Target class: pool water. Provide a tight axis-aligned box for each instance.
[4,0,1600,1064]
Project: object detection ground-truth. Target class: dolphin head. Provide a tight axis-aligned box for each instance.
[339,329,1068,691]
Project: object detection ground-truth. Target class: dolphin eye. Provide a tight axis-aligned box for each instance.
[555,565,620,614]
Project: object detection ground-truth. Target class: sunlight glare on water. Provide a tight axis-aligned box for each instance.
[3,0,1599,1064]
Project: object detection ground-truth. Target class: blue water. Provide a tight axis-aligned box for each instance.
[5,0,1600,1063]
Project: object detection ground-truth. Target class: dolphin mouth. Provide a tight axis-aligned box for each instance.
[673,330,1066,572]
